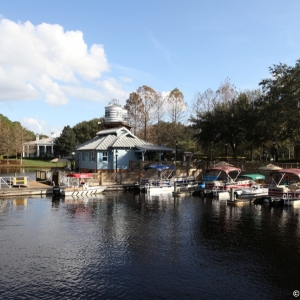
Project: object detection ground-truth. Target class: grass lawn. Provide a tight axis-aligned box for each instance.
[0,158,68,168]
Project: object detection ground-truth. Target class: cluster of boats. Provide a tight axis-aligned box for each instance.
[138,164,197,195]
[137,163,300,206]
[50,162,300,207]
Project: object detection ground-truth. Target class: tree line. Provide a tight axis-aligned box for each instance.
[190,60,300,161]
[0,114,35,162]
[2,59,300,162]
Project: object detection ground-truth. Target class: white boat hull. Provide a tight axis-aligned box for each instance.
[60,186,107,196]
[145,186,173,194]
[236,186,269,198]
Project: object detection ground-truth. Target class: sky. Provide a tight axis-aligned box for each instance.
[0,0,300,136]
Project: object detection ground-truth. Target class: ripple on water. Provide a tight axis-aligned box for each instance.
[0,195,299,299]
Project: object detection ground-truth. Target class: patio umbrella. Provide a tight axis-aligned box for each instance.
[258,163,282,171]
[50,158,71,163]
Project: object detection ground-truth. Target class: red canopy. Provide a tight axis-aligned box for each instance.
[270,168,300,177]
[67,173,93,178]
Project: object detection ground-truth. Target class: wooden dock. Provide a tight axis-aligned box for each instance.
[0,181,53,198]
[0,180,138,198]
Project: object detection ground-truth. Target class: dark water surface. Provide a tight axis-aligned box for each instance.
[0,191,299,300]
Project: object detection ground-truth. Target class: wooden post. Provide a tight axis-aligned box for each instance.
[99,173,103,185]
[230,188,235,201]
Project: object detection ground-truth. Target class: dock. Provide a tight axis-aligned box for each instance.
[0,180,138,198]
[0,181,54,198]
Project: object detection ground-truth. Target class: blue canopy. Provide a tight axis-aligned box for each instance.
[144,164,175,171]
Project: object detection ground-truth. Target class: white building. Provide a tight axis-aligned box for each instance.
[23,133,57,158]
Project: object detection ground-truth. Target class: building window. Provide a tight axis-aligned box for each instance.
[103,151,108,161]
[81,152,85,161]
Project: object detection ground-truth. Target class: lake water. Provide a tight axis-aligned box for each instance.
[0,190,299,300]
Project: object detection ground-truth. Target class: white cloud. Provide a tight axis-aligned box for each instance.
[161,91,170,99]
[96,78,130,104]
[21,117,45,133]
[0,18,129,106]
[120,76,132,83]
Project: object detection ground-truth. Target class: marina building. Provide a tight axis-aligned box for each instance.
[75,104,174,173]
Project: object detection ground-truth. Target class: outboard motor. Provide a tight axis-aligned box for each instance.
[53,185,60,195]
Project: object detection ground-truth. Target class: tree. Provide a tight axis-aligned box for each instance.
[259,60,300,145]
[124,92,144,136]
[165,88,188,140]
[0,123,13,163]
[11,122,33,163]
[54,126,77,157]
[216,78,238,104]
[136,85,159,141]
[154,92,164,145]
[73,118,104,145]
[191,88,216,116]
[190,79,239,159]
[189,78,266,160]
[147,121,196,158]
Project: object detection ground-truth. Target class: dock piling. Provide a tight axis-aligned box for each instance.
[230,188,235,201]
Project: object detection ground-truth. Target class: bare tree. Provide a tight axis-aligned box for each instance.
[136,85,159,141]
[124,92,144,136]
[191,78,237,118]
[191,88,216,118]
[216,78,238,104]
[165,88,188,139]
[154,92,164,145]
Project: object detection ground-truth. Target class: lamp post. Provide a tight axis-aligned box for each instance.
[272,141,276,162]
[71,151,75,172]
[225,143,228,161]
[115,150,118,181]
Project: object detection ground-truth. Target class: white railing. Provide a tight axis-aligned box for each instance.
[0,176,30,188]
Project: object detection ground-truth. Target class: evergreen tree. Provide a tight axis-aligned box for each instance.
[73,118,104,145]
[54,126,77,157]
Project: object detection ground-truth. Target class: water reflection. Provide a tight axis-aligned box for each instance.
[0,193,299,299]
[0,168,39,177]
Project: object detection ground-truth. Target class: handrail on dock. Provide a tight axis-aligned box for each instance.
[0,176,30,188]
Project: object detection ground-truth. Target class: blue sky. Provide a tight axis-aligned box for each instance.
[0,0,300,136]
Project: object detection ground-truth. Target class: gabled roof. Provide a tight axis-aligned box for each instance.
[76,126,174,152]
[95,127,136,138]
[23,136,56,145]
[136,145,174,152]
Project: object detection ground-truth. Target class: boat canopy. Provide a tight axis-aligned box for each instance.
[270,168,300,177]
[207,166,241,174]
[67,173,93,178]
[238,174,265,180]
[144,164,175,171]
[258,164,282,171]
